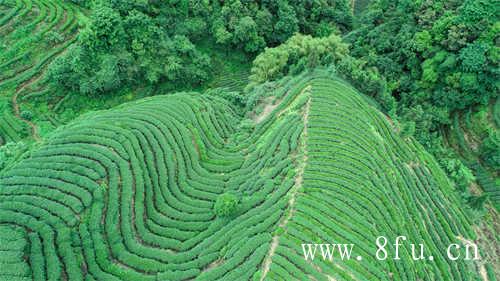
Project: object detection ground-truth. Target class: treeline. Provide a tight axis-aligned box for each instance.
[50,0,353,95]
[247,34,393,111]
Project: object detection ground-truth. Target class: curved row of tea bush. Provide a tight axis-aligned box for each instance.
[0,108,29,144]
[262,75,482,281]
[0,88,310,280]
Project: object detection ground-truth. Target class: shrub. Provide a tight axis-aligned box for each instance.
[480,130,500,170]
[467,194,488,210]
[20,110,33,121]
[214,193,239,217]
[45,31,64,45]
[442,158,475,193]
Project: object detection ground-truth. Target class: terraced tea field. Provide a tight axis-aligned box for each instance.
[0,0,82,145]
[0,71,489,280]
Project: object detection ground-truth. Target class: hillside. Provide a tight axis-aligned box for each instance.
[0,72,488,280]
[445,99,500,210]
[0,0,83,144]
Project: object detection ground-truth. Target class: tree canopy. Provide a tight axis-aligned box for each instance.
[346,0,498,144]
[49,0,354,96]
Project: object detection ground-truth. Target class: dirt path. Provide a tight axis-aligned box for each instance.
[457,235,491,281]
[259,96,311,281]
[8,36,77,143]
[10,60,51,142]
[12,91,40,141]
[254,96,280,123]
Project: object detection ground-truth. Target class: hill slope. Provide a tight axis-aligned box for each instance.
[445,99,499,210]
[0,73,485,280]
[0,0,82,144]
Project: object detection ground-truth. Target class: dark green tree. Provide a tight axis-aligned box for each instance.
[214,193,239,217]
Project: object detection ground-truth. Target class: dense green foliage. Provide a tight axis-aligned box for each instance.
[47,0,354,95]
[248,34,393,111]
[342,0,499,210]
[214,193,239,217]
[346,0,499,145]
[47,3,211,94]
[249,34,350,84]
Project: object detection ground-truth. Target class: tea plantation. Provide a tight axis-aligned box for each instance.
[0,72,488,280]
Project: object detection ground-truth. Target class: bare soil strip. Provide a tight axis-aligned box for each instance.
[259,95,311,280]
